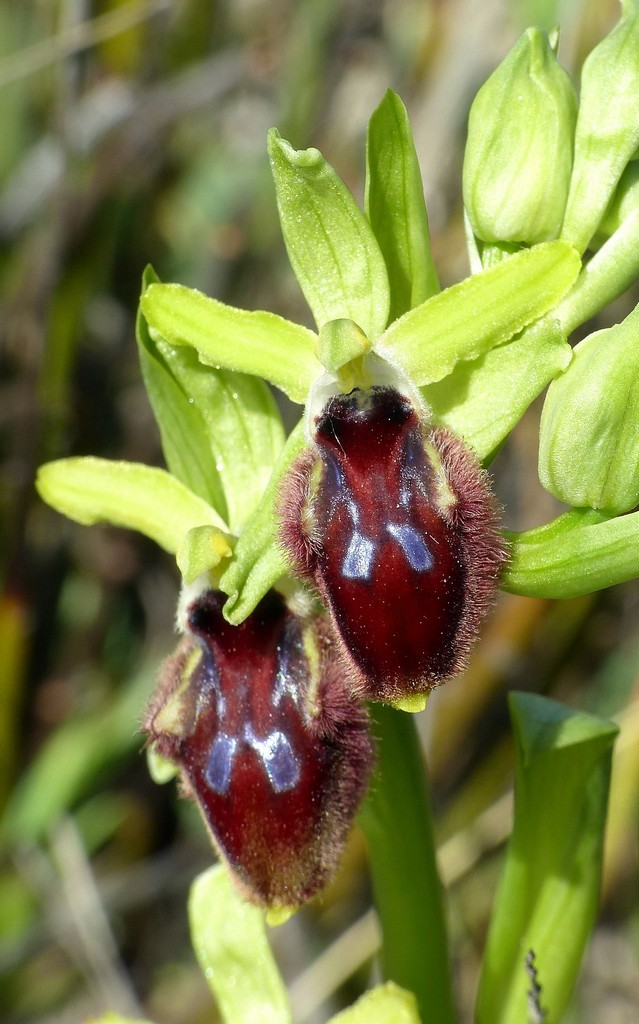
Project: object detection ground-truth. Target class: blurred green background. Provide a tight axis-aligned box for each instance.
[1,1,638,1022]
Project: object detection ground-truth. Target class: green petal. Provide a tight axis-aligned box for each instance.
[476,692,617,1024]
[365,89,439,321]
[189,865,292,1024]
[36,457,226,553]
[328,983,421,1024]
[502,508,639,598]
[268,128,390,338]
[138,268,286,531]
[141,282,320,404]
[422,317,571,463]
[376,241,580,385]
[220,421,308,624]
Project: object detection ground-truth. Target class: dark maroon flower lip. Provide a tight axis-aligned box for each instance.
[144,588,374,908]
[279,385,508,703]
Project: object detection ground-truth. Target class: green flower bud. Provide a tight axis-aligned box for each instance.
[539,303,639,514]
[561,0,639,254]
[463,28,577,245]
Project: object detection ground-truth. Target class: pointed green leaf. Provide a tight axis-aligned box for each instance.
[36,458,226,554]
[328,983,421,1024]
[423,317,571,462]
[366,89,439,322]
[138,268,286,531]
[189,864,292,1024]
[476,692,617,1024]
[220,421,308,624]
[141,283,320,404]
[502,508,639,598]
[376,241,580,385]
[268,128,390,338]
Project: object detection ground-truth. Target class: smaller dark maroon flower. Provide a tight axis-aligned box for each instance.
[279,385,508,703]
[144,588,374,909]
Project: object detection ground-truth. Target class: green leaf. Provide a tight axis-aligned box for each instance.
[220,420,308,625]
[268,128,390,338]
[422,317,571,463]
[476,692,617,1024]
[539,304,639,514]
[36,458,227,553]
[141,283,321,404]
[365,89,439,321]
[328,982,421,1024]
[376,241,580,385]
[138,268,286,532]
[502,508,639,598]
[189,864,292,1024]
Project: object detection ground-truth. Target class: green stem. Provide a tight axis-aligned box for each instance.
[555,209,639,336]
[359,704,456,1024]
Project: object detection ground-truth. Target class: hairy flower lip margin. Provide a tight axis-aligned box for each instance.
[144,587,375,909]
[279,385,509,704]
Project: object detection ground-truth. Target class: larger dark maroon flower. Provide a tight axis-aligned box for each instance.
[144,589,374,908]
[280,386,507,703]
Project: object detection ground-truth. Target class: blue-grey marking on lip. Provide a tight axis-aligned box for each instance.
[247,729,300,793]
[387,522,433,572]
[205,733,238,795]
[342,530,376,580]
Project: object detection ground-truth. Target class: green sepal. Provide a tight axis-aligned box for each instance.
[268,128,390,338]
[137,267,286,532]
[476,692,617,1024]
[376,241,580,385]
[36,457,226,554]
[220,420,308,625]
[561,0,639,253]
[596,159,639,241]
[463,28,576,245]
[328,982,422,1024]
[176,525,233,585]
[501,508,639,599]
[539,304,639,514]
[141,282,321,404]
[189,864,292,1024]
[365,89,439,321]
[422,317,571,464]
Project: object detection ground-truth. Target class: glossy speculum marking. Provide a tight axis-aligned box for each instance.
[145,589,374,908]
[280,386,508,702]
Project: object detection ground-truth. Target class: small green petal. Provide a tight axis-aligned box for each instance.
[36,458,226,553]
[422,317,572,464]
[376,241,580,386]
[141,283,321,404]
[220,421,308,624]
[268,128,390,338]
[176,525,233,585]
[366,89,439,320]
